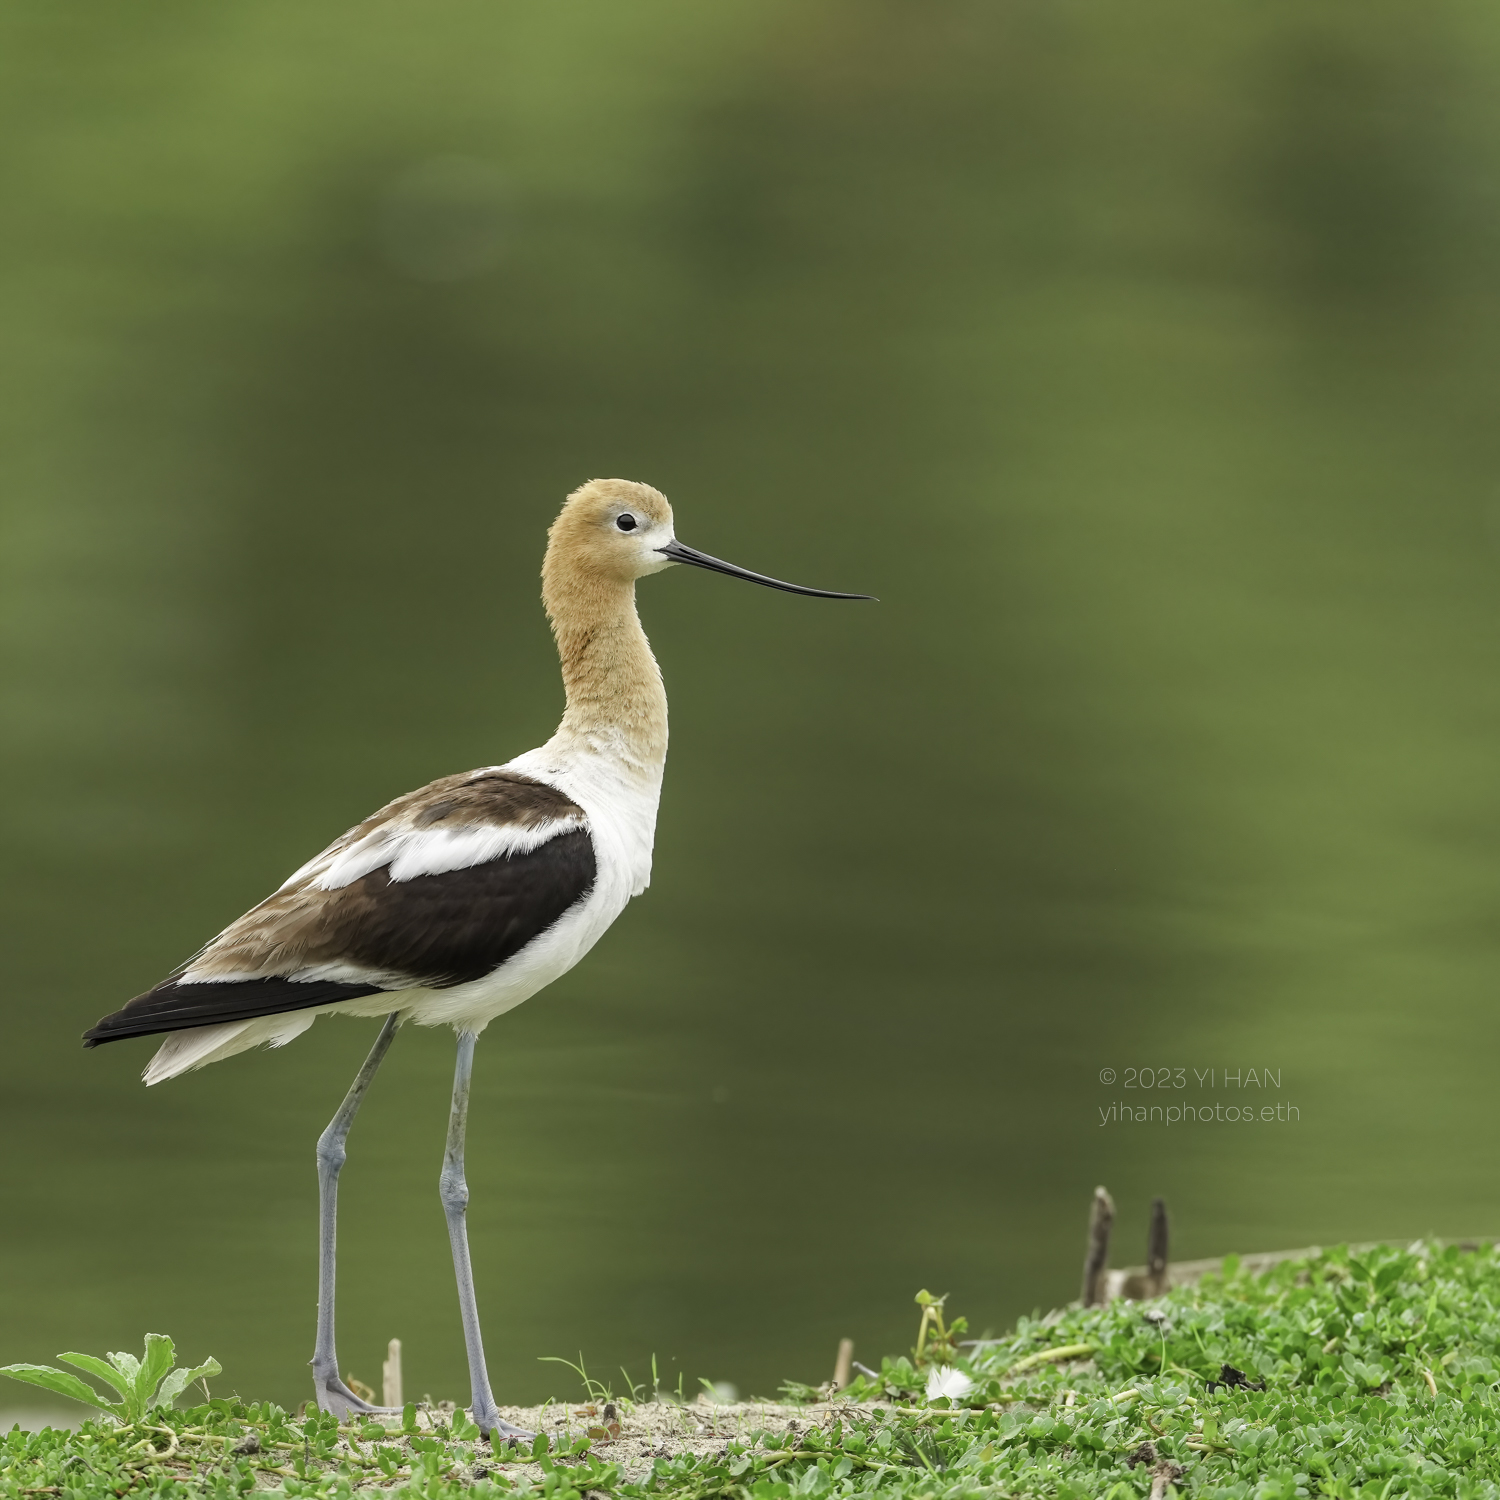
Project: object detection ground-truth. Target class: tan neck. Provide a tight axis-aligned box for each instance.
[544,573,668,774]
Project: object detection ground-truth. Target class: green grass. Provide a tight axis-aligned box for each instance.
[6,1241,1500,1499]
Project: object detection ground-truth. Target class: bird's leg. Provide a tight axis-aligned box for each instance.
[310,1011,401,1418]
[440,1030,534,1447]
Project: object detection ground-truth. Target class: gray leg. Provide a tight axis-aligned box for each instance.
[440,1031,533,1446]
[310,1012,401,1417]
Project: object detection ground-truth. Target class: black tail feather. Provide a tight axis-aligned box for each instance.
[83,977,387,1046]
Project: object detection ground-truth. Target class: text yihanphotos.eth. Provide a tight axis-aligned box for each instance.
[1098,1100,1300,1127]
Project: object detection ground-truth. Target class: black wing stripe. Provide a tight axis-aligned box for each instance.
[84,828,598,1047]
[332,827,596,986]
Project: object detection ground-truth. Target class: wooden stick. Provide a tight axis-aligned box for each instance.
[1081,1186,1115,1307]
[382,1339,403,1410]
[1146,1197,1169,1297]
[1149,1459,1186,1499]
[833,1339,854,1391]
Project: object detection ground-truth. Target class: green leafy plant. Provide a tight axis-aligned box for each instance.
[912,1287,968,1366]
[0,1332,220,1423]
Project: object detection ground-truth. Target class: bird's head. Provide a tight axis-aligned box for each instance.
[544,477,876,608]
[546,478,677,589]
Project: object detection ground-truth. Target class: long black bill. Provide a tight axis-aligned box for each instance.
[656,539,876,600]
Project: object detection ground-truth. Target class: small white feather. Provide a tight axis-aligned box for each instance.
[925,1367,974,1403]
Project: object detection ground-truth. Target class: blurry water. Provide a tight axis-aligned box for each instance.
[5,0,1500,1410]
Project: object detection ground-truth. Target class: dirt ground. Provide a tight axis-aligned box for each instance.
[475,1397,865,1482]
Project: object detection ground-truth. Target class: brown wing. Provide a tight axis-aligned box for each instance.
[84,770,596,1047]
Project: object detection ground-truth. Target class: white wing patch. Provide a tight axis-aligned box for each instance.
[310,815,585,890]
[271,767,592,896]
[177,957,406,987]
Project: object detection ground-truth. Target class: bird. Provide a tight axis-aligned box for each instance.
[83,478,872,1444]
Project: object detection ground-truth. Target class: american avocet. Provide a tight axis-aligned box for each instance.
[84,479,872,1443]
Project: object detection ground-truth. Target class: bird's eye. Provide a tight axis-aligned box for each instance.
[616,514,638,532]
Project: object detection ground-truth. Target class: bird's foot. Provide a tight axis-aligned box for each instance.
[473,1404,536,1450]
[311,1370,399,1420]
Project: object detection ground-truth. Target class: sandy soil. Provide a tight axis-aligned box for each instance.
[470,1397,865,1482]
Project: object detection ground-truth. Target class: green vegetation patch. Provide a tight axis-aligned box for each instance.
[6,1241,1500,1499]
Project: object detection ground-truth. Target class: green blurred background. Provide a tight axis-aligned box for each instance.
[5,0,1500,1414]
